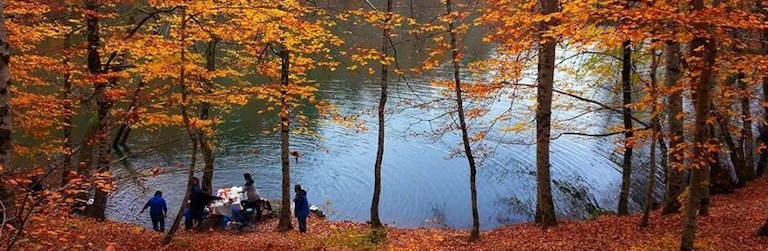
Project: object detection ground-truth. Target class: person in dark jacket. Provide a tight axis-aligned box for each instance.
[140,191,167,232]
[293,184,310,233]
[186,177,222,230]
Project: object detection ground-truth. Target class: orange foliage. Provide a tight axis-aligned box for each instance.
[9,176,768,250]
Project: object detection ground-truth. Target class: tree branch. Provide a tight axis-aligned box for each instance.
[502,81,649,127]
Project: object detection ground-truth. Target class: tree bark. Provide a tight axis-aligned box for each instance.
[84,0,111,220]
[757,2,768,177]
[534,0,558,228]
[738,73,756,184]
[681,1,715,248]
[641,50,659,227]
[370,0,392,230]
[711,106,738,194]
[164,11,199,244]
[276,47,293,232]
[112,81,145,149]
[446,0,480,241]
[199,39,217,194]
[61,30,74,187]
[709,122,735,195]
[753,1,768,237]
[618,39,633,216]
[662,41,685,215]
[0,0,14,228]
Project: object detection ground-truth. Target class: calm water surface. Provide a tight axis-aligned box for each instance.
[105,0,646,230]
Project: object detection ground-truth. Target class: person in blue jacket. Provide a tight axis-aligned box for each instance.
[140,191,168,232]
[293,184,310,233]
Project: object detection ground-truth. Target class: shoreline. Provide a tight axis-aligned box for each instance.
[10,176,768,250]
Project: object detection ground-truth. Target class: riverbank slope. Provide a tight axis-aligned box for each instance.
[10,177,768,250]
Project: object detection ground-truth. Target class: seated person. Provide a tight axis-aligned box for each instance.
[242,173,263,221]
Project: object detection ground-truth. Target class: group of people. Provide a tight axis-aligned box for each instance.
[139,173,311,233]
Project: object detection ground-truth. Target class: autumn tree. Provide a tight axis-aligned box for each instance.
[641,45,661,227]
[0,0,14,227]
[370,0,393,230]
[442,0,481,241]
[616,0,635,216]
[662,39,685,215]
[222,1,342,231]
[164,6,199,243]
[199,39,216,194]
[533,0,559,228]
[82,0,112,220]
[680,0,716,248]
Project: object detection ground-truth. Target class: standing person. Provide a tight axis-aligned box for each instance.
[293,184,310,233]
[187,177,221,230]
[140,191,167,232]
[242,173,262,221]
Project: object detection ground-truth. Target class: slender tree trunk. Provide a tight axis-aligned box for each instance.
[112,125,127,149]
[112,81,145,149]
[0,0,14,227]
[641,50,659,227]
[641,122,657,227]
[662,41,685,215]
[534,0,558,228]
[697,19,720,217]
[446,0,480,241]
[738,73,756,184]
[711,107,738,194]
[756,3,768,177]
[199,39,217,194]
[714,76,745,183]
[659,134,669,192]
[618,39,633,215]
[164,11,199,244]
[61,31,74,186]
[84,0,111,220]
[371,0,392,230]
[681,1,715,248]
[276,47,293,232]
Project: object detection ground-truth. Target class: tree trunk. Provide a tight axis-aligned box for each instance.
[370,0,392,230]
[446,0,480,241]
[709,123,735,194]
[711,107,738,194]
[84,0,111,220]
[659,133,669,193]
[0,0,14,227]
[61,30,74,187]
[754,2,768,237]
[738,73,756,184]
[199,39,217,194]
[164,11,200,244]
[641,122,657,227]
[112,125,127,149]
[112,81,145,149]
[618,39,633,216]
[641,50,659,227]
[534,0,558,228]
[681,1,715,248]
[662,41,685,215]
[757,3,768,177]
[276,48,293,232]
[758,217,768,236]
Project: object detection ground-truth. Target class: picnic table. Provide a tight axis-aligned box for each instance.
[210,186,245,217]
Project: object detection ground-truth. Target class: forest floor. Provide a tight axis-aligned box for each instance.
[10,177,768,250]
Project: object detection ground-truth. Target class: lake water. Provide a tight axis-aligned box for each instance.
[104,0,655,230]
